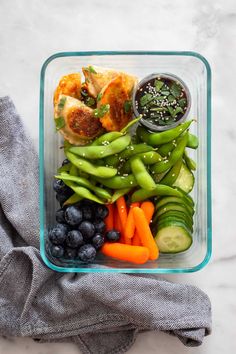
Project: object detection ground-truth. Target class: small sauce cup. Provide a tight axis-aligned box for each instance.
[132,73,191,131]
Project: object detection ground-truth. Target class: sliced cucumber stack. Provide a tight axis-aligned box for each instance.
[153,194,195,253]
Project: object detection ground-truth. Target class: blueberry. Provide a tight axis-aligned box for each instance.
[50,244,64,258]
[94,220,106,234]
[62,158,70,166]
[49,223,68,245]
[65,247,77,259]
[55,209,66,223]
[78,221,95,240]
[64,205,83,226]
[92,233,105,249]
[66,230,84,248]
[78,244,96,262]
[81,205,94,220]
[95,205,109,219]
[106,230,121,242]
[56,188,74,207]
[53,179,66,193]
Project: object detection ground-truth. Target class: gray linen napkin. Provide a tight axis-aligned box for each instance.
[0,96,212,354]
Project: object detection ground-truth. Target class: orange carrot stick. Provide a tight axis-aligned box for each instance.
[132,202,154,246]
[116,196,128,231]
[104,204,114,231]
[132,207,159,260]
[101,242,150,264]
[140,201,155,224]
[124,202,140,240]
[132,231,141,246]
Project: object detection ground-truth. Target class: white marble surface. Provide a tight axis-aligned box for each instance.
[0,0,235,353]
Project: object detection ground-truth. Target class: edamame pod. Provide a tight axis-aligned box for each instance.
[110,188,132,203]
[69,135,131,159]
[94,174,138,189]
[66,151,117,178]
[187,133,199,149]
[130,157,156,191]
[91,131,123,146]
[151,132,188,174]
[63,180,105,204]
[55,172,112,200]
[131,185,182,202]
[119,143,154,159]
[159,158,182,186]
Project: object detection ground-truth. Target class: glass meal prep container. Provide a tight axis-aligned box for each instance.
[39,51,212,273]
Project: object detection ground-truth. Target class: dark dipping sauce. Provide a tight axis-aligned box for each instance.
[134,76,188,128]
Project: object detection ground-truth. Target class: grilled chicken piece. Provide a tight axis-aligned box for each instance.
[82,65,137,98]
[54,73,82,105]
[54,95,103,145]
[97,75,132,131]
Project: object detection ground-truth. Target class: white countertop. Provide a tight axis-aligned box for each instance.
[0,0,235,353]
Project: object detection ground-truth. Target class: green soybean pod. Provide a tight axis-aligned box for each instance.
[159,158,182,186]
[66,151,117,178]
[63,193,82,206]
[131,185,182,203]
[63,180,105,204]
[148,120,193,146]
[151,132,188,174]
[69,135,131,159]
[184,150,197,171]
[130,157,156,191]
[91,131,123,146]
[119,143,154,159]
[110,188,132,203]
[55,172,112,200]
[136,125,151,143]
[157,140,176,156]
[104,155,120,167]
[94,174,138,189]
[187,133,199,149]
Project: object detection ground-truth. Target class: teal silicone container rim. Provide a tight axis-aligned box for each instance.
[39,50,212,273]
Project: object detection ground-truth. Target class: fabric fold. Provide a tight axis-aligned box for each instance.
[0,96,212,354]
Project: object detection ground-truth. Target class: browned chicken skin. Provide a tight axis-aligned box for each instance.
[98,75,132,131]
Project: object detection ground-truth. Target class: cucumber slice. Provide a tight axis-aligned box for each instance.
[156,202,194,218]
[173,187,194,206]
[157,216,193,233]
[173,164,194,193]
[156,197,194,215]
[155,224,192,253]
[156,210,193,232]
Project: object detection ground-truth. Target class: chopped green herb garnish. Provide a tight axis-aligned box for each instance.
[167,106,175,117]
[93,104,110,118]
[85,97,96,107]
[55,116,65,130]
[160,90,170,96]
[154,80,164,92]
[88,66,97,74]
[167,94,175,103]
[173,107,184,116]
[170,82,181,98]
[58,96,66,110]
[140,93,153,106]
[97,92,103,101]
[178,98,187,107]
[124,100,132,113]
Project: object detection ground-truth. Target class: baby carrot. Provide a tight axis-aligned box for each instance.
[104,204,114,231]
[132,231,141,246]
[140,201,155,223]
[116,196,128,231]
[124,202,140,240]
[132,201,154,246]
[132,207,159,260]
[101,242,150,264]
